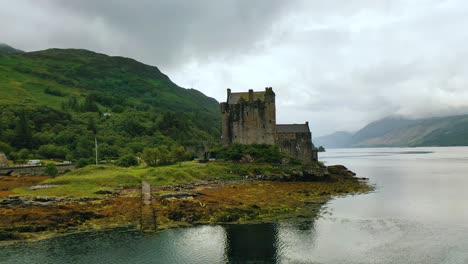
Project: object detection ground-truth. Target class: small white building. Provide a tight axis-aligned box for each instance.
[27,160,41,166]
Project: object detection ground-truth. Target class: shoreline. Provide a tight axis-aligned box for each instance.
[0,164,372,245]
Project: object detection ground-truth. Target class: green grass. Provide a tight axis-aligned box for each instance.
[0,49,220,117]
[13,161,305,197]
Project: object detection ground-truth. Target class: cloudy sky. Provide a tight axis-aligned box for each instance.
[2,0,468,136]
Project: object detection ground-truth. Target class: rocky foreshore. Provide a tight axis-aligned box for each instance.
[0,165,372,244]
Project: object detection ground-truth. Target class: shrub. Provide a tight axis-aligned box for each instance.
[77,158,94,168]
[212,144,288,164]
[45,163,58,177]
[44,87,65,97]
[116,154,138,167]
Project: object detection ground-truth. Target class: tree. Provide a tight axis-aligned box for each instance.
[87,116,97,135]
[77,158,93,168]
[122,116,146,137]
[0,141,13,155]
[157,145,171,164]
[82,95,99,112]
[142,148,160,166]
[17,148,31,161]
[172,146,188,167]
[38,144,67,159]
[14,111,33,149]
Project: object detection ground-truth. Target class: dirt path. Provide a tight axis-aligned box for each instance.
[140,181,156,231]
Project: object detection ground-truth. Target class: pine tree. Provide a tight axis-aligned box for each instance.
[14,111,33,149]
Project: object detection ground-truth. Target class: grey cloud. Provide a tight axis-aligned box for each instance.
[40,0,297,67]
[2,0,468,136]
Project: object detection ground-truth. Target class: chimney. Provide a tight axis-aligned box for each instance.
[306,121,309,127]
[249,89,253,102]
[227,88,231,100]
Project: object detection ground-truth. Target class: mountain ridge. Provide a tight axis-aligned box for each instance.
[0,43,24,54]
[315,114,468,148]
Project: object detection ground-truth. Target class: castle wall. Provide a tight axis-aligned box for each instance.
[221,102,230,146]
[276,132,316,164]
[229,101,276,145]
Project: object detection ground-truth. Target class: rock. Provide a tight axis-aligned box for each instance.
[327,165,356,178]
[0,196,99,207]
[94,190,117,195]
[29,185,58,190]
[160,192,203,199]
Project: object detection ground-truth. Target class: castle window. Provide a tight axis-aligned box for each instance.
[269,120,272,124]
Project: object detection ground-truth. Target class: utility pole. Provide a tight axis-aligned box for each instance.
[95,137,98,165]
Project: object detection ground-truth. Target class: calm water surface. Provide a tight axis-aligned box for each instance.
[1,147,468,263]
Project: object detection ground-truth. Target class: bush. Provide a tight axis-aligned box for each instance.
[45,163,58,177]
[77,158,94,168]
[44,87,65,97]
[116,154,138,167]
[212,144,288,164]
[142,145,190,167]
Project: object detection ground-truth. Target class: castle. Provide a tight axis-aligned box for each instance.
[220,87,318,163]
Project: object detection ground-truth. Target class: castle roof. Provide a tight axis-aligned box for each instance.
[276,124,310,133]
[228,91,265,104]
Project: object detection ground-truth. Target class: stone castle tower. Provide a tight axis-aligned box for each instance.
[221,87,276,145]
[221,87,318,163]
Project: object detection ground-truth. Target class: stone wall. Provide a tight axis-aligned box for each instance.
[0,164,76,176]
[0,153,8,167]
[276,132,316,164]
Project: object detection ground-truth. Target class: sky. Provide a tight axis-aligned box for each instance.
[2,0,468,136]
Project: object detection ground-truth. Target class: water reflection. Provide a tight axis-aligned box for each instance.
[223,221,319,264]
[224,224,278,263]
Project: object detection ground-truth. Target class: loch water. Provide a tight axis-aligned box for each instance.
[1,147,468,264]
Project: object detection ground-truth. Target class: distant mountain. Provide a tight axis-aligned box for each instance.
[0,43,24,54]
[314,131,353,148]
[315,115,468,148]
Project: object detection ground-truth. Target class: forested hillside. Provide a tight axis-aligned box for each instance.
[0,46,220,163]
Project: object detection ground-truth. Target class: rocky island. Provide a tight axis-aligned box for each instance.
[0,161,371,244]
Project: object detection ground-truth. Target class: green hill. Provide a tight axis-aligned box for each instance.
[0,43,24,54]
[315,115,468,148]
[0,46,221,162]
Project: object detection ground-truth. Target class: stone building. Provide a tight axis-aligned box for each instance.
[0,153,9,167]
[220,87,318,163]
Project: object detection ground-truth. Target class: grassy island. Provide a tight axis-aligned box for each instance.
[0,161,372,244]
